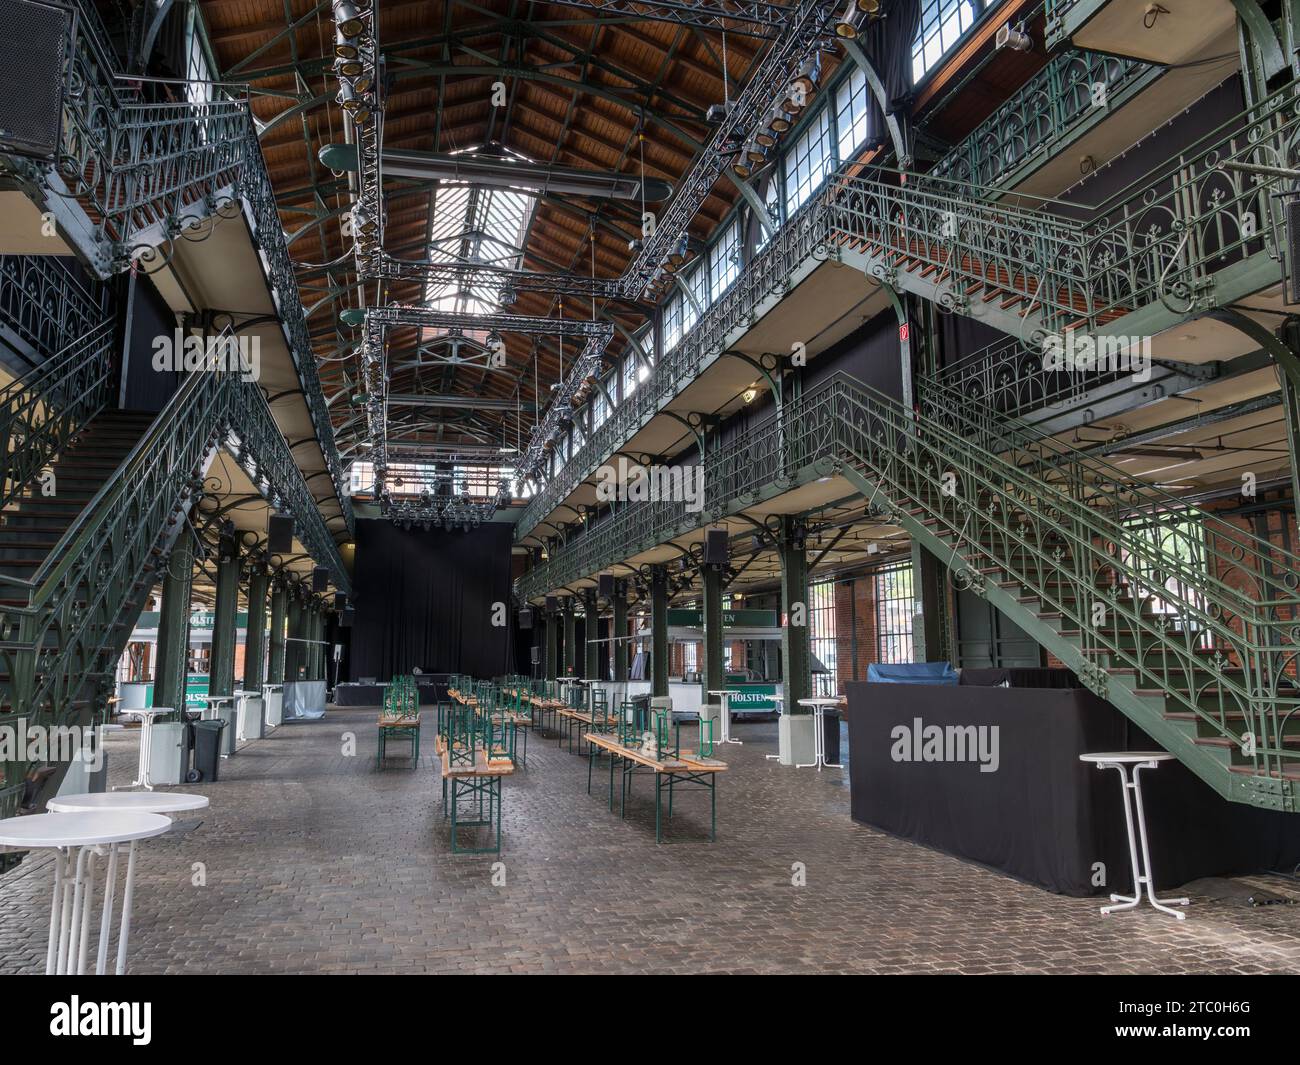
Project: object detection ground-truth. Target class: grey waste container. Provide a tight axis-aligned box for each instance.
[190,720,226,782]
[216,705,237,756]
[148,722,187,786]
[821,709,842,766]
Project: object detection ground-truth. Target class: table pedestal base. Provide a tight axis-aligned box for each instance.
[1099,759,1189,920]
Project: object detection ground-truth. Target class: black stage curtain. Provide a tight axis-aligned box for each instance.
[351,519,515,681]
[859,0,921,150]
[846,681,1300,896]
[960,667,1079,689]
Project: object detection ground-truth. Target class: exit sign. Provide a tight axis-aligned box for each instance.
[898,323,910,343]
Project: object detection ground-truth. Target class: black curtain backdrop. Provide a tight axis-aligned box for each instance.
[351,519,515,681]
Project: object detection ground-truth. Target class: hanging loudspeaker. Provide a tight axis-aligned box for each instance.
[268,515,295,554]
[312,567,329,593]
[0,0,73,161]
[1287,198,1300,305]
[530,645,541,665]
[339,608,354,628]
[598,573,615,598]
[704,528,729,565]
[519,606,534,629]
[545,594,558,613]
[334,592,347,611]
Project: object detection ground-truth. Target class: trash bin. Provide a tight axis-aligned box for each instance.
[190,720,226,783]
[216,705,237,756]
[821,709,842,766]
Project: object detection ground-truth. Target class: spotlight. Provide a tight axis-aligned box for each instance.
[335,56,363,78]
[333,0,367,37]
[744,139,767,164]
[835,0,879,39]
[334,28,359,60]
[667,234,690,266]
[755,125,777,148]
[995,22,1033,52]
[767,106,793,134]
[793,53,822,97]
[732,158,753,179]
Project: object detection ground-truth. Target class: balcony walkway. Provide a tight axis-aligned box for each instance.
[1,709,1298,974]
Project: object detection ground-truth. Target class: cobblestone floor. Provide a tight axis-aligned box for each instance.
[2,708,1299,974]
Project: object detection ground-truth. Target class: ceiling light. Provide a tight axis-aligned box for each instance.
[334,56,363,77]
[767,106,793,134]
[733,159,754,179]
[835,0,879,38]
[755,126,777,148]
[744,139,768,164]
[793,54,822,96]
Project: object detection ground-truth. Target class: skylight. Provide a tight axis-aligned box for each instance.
[422,146,537,335]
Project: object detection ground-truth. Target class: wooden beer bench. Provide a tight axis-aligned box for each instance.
[584,732,726,843]
[435,734,515,855]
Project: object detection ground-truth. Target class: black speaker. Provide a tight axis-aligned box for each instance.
[519,606,534,629]
[598,573,615,598]
[268,515,295,554]
[704,528,729,565]
[339,608,354,628]
[312,566,329,592]
[530,645,540,665]
[333,593,347,611]
[545,594,558,613]
[0,0,73,161]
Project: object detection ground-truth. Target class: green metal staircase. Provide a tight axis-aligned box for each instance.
[829,374,1300,810]
[0,332,353,825]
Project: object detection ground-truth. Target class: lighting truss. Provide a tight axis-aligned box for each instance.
[537,0,793,37]
[384,481,512,530]
[360,305,615,515]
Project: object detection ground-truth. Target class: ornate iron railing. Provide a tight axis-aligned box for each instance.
[0,2,354,533]
[0,318,117,511]
[519,370,1300,802]
[930,49,1160,192]
[518,78,1298,543]
[1045,0,1096,49]
[0,255,109,360]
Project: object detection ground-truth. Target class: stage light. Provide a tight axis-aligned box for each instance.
[333,0,367,37]
[334,28,359,60]
[755,125,777,148]
[835,0,879,39]
[793,54,822,97]
[767,106,793,134]
[744,139,768,164]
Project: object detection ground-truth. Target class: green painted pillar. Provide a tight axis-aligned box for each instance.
[154,527,194,712]
[208,533,241,698]
[612,581,628,683]
[267,580,288,683]
[651,565,669,698]
[583,590,599,681]
[544,608,559,679]
[243,565,270,691]
[563,597,578,675]
[285,593,304,681]
[702,562,725,706]
[779,517,812,707]
[911,541,950,665]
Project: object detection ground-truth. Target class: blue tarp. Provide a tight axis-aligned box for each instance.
[866,662,959,685]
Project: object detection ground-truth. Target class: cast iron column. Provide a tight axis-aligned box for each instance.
[612,580,628,683]
[702,561,725,706]
[779,517,812,707]
[243,564,269,692]
[267,579,288,683]
[207,530,241,698]
[563,597,578,675]
[583,589,600,682]
[284,592,304,682]
[651,565,668,698]
[544,608,559,679]
[153,528,194,712]
[910,542,950,665]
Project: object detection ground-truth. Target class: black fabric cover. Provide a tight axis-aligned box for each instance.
[960,667,1079,689]
[333,681,445,706]
[846,681,1300,896]
[350,519,515,681]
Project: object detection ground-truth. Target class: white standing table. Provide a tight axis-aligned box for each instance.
[1079,752,1189,919]
[0,810,171,975]
[705,690,743,745]
[198,694,233,721]
[765,694,784,761]
[796,698,844,770]
[113,707,173,791]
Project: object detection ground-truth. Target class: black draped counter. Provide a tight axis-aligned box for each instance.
[845,680,1300,896]
[333,679,448,707]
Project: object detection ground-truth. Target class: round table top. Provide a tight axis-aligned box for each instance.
[0,810,171,848]
[1079,751,1175,765]
[120,707,170,718]
[798,698,844,708]
[200,695,233,703]
[48,792,210,815]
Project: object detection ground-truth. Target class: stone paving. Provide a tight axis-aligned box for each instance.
[2,707,1300,974]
